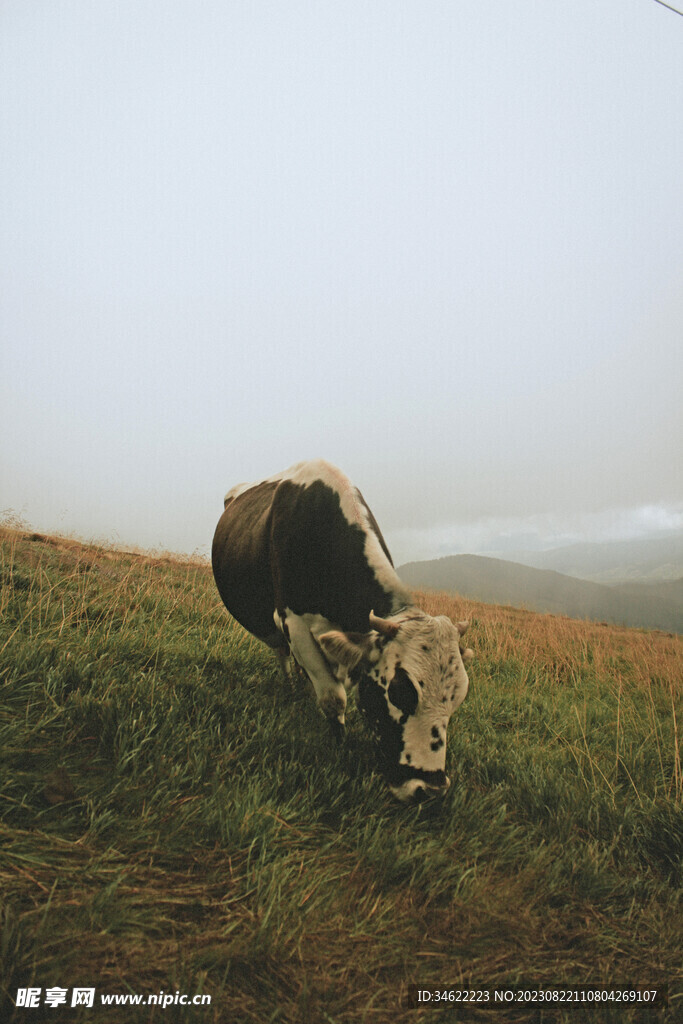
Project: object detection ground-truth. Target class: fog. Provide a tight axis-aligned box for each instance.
[2,1,681,563]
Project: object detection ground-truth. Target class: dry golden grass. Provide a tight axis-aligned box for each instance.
[419,588,681,694]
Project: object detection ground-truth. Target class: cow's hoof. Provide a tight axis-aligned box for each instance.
[329,719,346,745]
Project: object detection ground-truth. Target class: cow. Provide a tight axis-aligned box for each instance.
[211,460,473,803]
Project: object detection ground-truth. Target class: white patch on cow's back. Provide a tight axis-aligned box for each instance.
[282,460,363,521]
[223,463,298,507]
[223,481,255,507]
[223,461,340,510]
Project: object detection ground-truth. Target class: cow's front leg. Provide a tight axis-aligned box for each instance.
[275,646,292,684]
[274,609,347,741]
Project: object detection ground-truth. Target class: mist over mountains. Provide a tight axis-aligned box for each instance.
[487,532,683,584]
[398,534,683,633]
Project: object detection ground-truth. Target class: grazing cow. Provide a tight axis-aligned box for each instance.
[211,460,472,803]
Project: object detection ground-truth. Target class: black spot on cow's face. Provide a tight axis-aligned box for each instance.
[357,674,405,772]
[357,667,447,793]
[430,724,444,752]
[387,666,419,717]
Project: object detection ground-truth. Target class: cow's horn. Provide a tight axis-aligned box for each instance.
[457,620,469,637]
[369,611,400,638]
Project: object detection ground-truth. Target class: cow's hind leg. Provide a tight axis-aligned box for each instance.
[274,609,347,741]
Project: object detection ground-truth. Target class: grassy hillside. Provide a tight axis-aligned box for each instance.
[398,554,683,634]
[1,529,681,1023]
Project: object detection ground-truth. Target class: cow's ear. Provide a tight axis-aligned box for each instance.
[319,630,374,669]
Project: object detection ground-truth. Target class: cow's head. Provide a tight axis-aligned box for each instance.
[319,611,472,803]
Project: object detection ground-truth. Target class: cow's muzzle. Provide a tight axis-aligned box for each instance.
[389,774,451,804]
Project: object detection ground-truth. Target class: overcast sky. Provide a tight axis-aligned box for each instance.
[1,1,682,563]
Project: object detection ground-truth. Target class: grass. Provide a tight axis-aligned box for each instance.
[0,527,681,1022]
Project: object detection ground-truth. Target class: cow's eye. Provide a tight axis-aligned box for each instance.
[387,667,418,716]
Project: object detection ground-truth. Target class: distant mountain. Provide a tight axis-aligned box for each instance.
[397,554,682,633]
[491,533,683,585]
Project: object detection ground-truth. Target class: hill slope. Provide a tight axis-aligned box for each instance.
[398,553,683,633]
[1,529,681,1022]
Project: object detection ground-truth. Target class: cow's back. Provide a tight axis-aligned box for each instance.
[212,460,411,641]
[211,480,280,643]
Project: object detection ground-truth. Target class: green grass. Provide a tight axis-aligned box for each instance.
[0,529,681,1022]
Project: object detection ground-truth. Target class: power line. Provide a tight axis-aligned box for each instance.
[652,0,683,17]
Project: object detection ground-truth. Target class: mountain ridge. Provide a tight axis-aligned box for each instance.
[398,553,682,633]
[488,532,683,584]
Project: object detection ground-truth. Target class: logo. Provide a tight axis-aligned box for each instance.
[16,987,95,1009]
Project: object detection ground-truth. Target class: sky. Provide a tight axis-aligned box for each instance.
[1,0,682,564]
